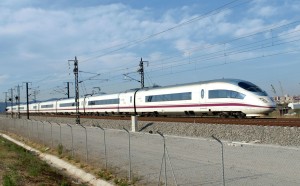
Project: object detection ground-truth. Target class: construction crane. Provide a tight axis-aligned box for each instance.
[279,81,284,97]
[271,84,276,95]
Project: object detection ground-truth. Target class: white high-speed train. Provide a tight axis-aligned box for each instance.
[6,79,276,118]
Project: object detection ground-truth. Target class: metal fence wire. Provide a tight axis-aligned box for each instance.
[1,117,300,186]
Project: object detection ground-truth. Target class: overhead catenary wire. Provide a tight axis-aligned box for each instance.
[26,13,300,87]
[27,30,300,101]
[79,0,246,63]
[76,20,300,83]
[12,2,300,101]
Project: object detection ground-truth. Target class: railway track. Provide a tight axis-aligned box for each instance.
[36,114,300,127]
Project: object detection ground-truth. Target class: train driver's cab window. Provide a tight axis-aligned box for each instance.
[209,90,245,99]
[238,82,267,96]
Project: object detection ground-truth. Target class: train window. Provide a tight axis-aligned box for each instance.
[88,98,119,105]
[41,104,54,108]
[19,107,24,110]
[209,90,245,99]
[238,82,267,96]
[59,102,76,107]
[145,92,191,102]
[130,96,132,103]
[201,89,204,99]
[33,106,37,109]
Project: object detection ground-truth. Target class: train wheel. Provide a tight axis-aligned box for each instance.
[219,112,229,118]
[237,113,246,119]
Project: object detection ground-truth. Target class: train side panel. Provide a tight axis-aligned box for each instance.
[84,94,120,115]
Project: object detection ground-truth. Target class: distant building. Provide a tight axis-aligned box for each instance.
[288,103,300,109]
[273,95,300,104]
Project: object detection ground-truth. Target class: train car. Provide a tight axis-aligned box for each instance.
[39,101,57,114]
[84,93,120,115]
[56,99,76,114]
[18,103,38,114]
[7,79,276,118]
[6,106,12,114]
[124,79,275,118]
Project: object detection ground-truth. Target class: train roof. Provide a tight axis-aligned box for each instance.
[124,78,252,93]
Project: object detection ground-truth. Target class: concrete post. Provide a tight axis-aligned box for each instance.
[131,115,138,132]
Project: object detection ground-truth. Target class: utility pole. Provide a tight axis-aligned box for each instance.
[68,56,80,124]
[3,92,7,117]
[9,88,13,118]
[15,85,21,119]
[23,82,31,120]
[137,58,148,88]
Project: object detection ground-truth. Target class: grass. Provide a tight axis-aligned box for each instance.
[1,132,139,186]
[0,136,82,186]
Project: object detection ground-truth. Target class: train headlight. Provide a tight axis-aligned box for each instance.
[259,98,268,103]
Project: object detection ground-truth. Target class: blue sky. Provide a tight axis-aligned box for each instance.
[1,0,300,102]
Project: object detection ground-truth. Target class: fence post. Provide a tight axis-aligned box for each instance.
[0,118,3,131]
[41,121,49,146]
[165,146,178,186]
[22,119,25,136]
[47,121,53,148]
[79,124,88,163]
[32,119,40,141]
[42,121,45,145]
[96,125,107,170]
[157,131,167,186]
[67,124,74,158]
[212,135,225,186]
[13,118,16,132]
[55,122,62,145]
[26,119,30,139]
[123,127,132,182]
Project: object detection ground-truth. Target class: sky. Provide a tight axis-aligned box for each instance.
[1,0,300,103]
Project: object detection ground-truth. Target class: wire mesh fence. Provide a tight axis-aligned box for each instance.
[1,116,300,186]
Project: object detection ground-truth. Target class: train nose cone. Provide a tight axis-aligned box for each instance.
[259,97,276,113]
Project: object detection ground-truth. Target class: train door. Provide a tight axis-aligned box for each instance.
[199,85,208,113]
[37,103,40,113]
[119,92,129,114]
[82,99,86,115]
[117,93,121,114]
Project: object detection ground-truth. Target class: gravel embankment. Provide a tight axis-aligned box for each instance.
[32,116,300,147]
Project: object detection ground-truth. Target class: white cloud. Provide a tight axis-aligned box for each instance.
[233,19,265,37]
[0,0,32,8]
[256,6,277,17]
[248,0,277,17]
[0,75,9,84]
[174,39,201,56]
[1,1,299,97]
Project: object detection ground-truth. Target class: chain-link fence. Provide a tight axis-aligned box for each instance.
[1,116,300,186]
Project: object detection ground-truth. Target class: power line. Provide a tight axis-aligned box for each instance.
[79,0,246,63]
[9,15,300,100]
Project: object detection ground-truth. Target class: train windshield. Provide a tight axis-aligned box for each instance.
[238,82,268,96]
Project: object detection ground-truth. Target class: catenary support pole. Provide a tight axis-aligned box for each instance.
[69,57,80,124]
